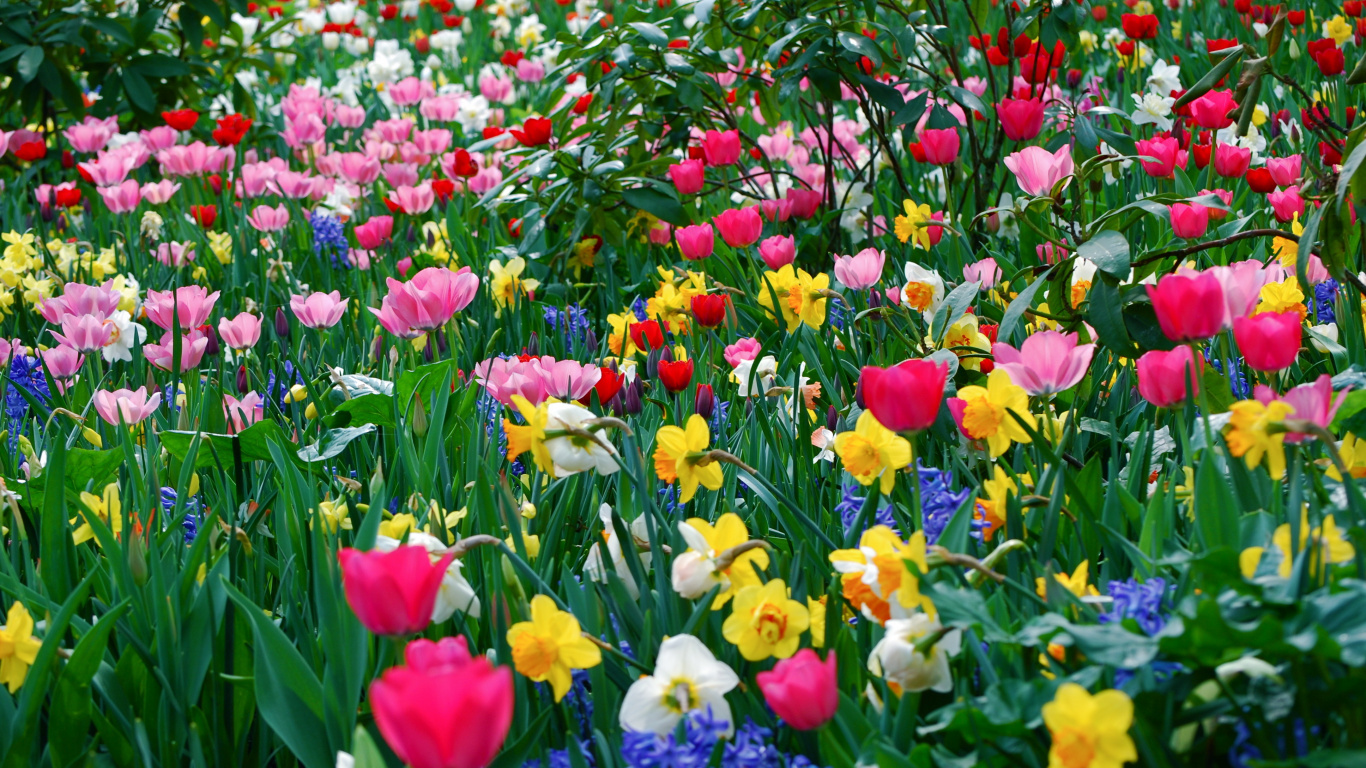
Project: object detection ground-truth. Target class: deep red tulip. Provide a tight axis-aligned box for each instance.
[161,109,200,131]
[691,294,729,328]
[510,117,552,147]
[629,319,665,351]
[657,359,695,394]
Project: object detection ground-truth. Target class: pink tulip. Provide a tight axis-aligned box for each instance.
[758,234,796,269]
[860,359,949,432]
[336,104,367,128]
[64,121,113,154]
[1201,188,1234,219]
[0,339,21,368]
[155,242,196,268]
[371,267,480,337]
[354,216,394,249]
[1003,145,1074,197]
[759,198,793,223]
[1136,136,1180,178]
[156,141,230,176]
[143,286,220,331]
[339,546,454,635]
[370,636,514,768]
[139,126,178,152]
[920,128,961,165]
[471,356,601,406]
[676,223,716,260]
[1263,375,1344,443]
[275,171,316,199]
[383,162,420,189]
[648,220,672,246]
[40,281,121,324]
[1146,272,1226,341]
[713,207,763,248]
[833,248,885,290]
[338,152,382,185]
[389,76,433,106]
[290,291,348,329]
[724,338,762,368]
[997,97,1045,141]
[1267,186,1304,223]
[140,180,181,205]
[1234,311,1301,372]
[1169,203,1210,239]
[668,159,705,195]
[1213,143,1251,178]
[41,344,85,379]
[218,312,263,351]
[223,392,266,433]
[51,314,115,353]
[1189,90,1238,130]
[1266,155,1302,188]
[1136,347,1202,408]
[756,649,838,731]
[144,330,210,372]
[701,129,741,166]
[992,331,1096,396]
[963,257,1003,288]
[786,187,822,219]
[391,182,436,215]
[247,204,291,233]
[94,387,162,427]
[1208,261,1267,322]
[97,180,142,214]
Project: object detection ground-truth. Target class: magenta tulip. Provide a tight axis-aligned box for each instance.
[713,207,763,248]
[1169,203,1210,239]
[1136,347,1202,408]
[920,128,961,165]
[860,359,949,432]
[668,158,705,195]
[1146,272,1227,341]
[1233,311,1302,372]
[339,546,454,636]
[675,223,716,260]
[756,649,838,731]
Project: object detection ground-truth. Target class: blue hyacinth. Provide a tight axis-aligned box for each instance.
[1100,577,1169,636]
[917,462,976,545]
[835,481,897,533]
[1312,279,1339,324]
[4,354,49,448]
[312,213,350,268]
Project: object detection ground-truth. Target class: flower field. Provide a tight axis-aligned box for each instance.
[3,0,1366,764]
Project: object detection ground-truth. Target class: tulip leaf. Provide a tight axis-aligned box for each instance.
[159,420,303,470]
[1076,230,1130,278]
[1194,454,1240,552]
[998,266,1053,345]
[297,425,377,463]
[16,46,42,83]
[930,280,979,345]
[1335,138,1366,212]
[1087,275,1141,358]
[328,393,396,428]
[620,185,689,226]
[350,726,386,768]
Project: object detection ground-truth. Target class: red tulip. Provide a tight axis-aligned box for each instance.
[338,546,454,635]
[629,319,665,351]
[371,636,514,768]
[13,140,47,162]
[586,367,625,405]
[1233,311,1302,372]
[1120,12,1159,38]
[510,117,552,147]
[1245,167,1277,194]
[859,359,949,432]
[691,294,729,328]
[450,148,479,177]
[161,109,200,131]
[190,204,217,229]
[657,359,694,394]
[756,649,838,731]
[1146,272,1227,341]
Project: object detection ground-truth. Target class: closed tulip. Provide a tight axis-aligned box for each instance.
[1136,347,1202,408]
[756,649,838,731]
[668,158,705,195]
[859,359,949,432]
[919,128,961,165]
[1169,203,1210,239]
[338,546,455,635]
[758,235,796,269]
[675,224,715,260]
[1146,272,1226,341]
[658,359,694,393]
[1234,311,1302,371]
[1213,143,1251,178]
[701,129,741,166]
[713,207,763,248]
[997,97,1045,141]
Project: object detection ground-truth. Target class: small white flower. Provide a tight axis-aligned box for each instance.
[619,635,739,736]
[1130,91,1175,132]
[542,402,620,476]
[1146,59,1182,96]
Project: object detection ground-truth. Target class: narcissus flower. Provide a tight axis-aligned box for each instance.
[72,482,122,547]
[672,512,769,608]
[721,578,810,661]
[834,410,913,493]
[948,369,1036,457]
[653,415,725,503]
[507,594,602,701]
[829,526,934,624]
[868,612,961,694]
[0,601,43,693]
[619,634,739,735]
[1036,560,1101,598]
[758,265,829,332]
[1241,509,1355,578]
[1042,684,1137,768]
[1225,398,1295,479]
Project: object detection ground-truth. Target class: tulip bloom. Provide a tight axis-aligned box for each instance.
[758,235,796,269]
[1209,261,1267,322]
[991,331,1096,396]
[676,223,716,260]
[1136,136,1180,178]
[1189,90,1238,129]
[1270,374,1345,443]
[218,312,263,352]
[833,248,885,290]
[713,207,763,248]
[1003,145,1074,197]
[1233,311,1301,371]
[1136,347,1202,407]
[997,97,1045,141]
[93,387,163,427]
[1213,143,1251,178]
[372,267,480,337]
[859,359,949,432]
[756,649,838,730]
[1267,186,1304,223]
[1146,272,1226,341]
[691,294,729,328]
[370,636,514,768]
[919,128,960,165]
[1169,203,1211,239]
[668,158,705,194]
[247,204,291,232]
[354,215,394,249]
[290,291,349,329]
[701,129,741,166]
[510,117,552,146]
[143,286,221,331]
[339,546,455,635]
[97,180,142,214]
[658,359,695,394]
[786,187,822,219]
[1266,155,1302,187]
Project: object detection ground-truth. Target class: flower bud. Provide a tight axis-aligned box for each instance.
[236,364,250,394]
[274,307,291,339]
[694,384,715,419]
[670,551,719,599]
[826,404,839,432]
[623,377,643,415]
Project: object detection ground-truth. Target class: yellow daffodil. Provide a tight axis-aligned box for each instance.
[378,513,416,539]
[488,257,539,316]
[315,499,354,532]
[829,526,934,624]
[507,594,602,701]
[1325,15,1353,46]
[1255,278,1307,322]
[808,596,827,647]
[757,265,829,332]
[72,482,122,546]
[758,266,799,329]
[676,512,770,608]
[833,410,912,493]
[722,578,810,661]
[1036,560,1101,599]
[0,601,43,693]
[208,231,234,265]
[952,369,1036,457]
[1241,509,1355,578]
[653,415,724,503]
[1,231,38,264]
[941,314,992,371]
[975,465,1021,540]
[1328,433,1366,480]
[894,199,934,249]
[1043,684,1137,768]
[1225,399,1294,480]
[505,394,554,476]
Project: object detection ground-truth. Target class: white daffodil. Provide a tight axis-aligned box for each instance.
[901,262,946,323]
[670,521,724,599]
[868,612,962,693]
[375,533,481,620]
[1146,59,1182,96]
[542,402,620,476]
[102,310,146,363]
[1130,91,1175,132]
[619,634,739,736]
[585,503,652,599]
[733,355,777,398]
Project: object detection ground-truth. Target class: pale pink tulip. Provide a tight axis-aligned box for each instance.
[992,331,1096,396]
[94,387,163,426]
[290,291,349,329]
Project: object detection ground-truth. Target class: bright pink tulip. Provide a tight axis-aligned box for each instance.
[1266,155,1302,187]
[290,291,348,329]
[247,204,291,232]
[383,162,420,189]
[786,187,822,219]
[223,392,266,433]
[701,129,741,166]
[668,159,705,194]
[1264,375,1344,443]
[471,356,601,406]
[339,546,454,635]
[1003,145,1074,197]
[676,223,716,260]
[758,234,796,269]
[756,649,838,731]
[139,125,178,152]
[1201,188,1234,219]
[51,314,114,353]
[97,180,142,214]
[759,198,793,222]
[64,121,113,154]
[1234,311,1302,372]
[1169,203,1210,239]
[144,330,209,372]
[1267,186,1304,223]
[997,97,1045,141]
[1136,347,1202,408]
[1146,272,1226,341]
[713,207,763,248]
[724,337,762,367]
[963,257,1003,288]
[355,216,394,249]
[1189,90,1238,130]
[1136,136,1180,178]
[860,359,949,432]
[1213,143,1251,178]
[370,636,514,768]
[992,331,1096,396]
[371,267,480,337]
[143,286,220,331]
[833,248,885,290]
[218,312,263,351]
[920,128,961,165]
[94,387,162,427]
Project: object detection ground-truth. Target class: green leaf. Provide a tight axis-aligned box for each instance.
[350,726,387,768]
[628,21,669,47]
[620,185,688,226]
[16,46,42,82]
[998,266,1053,344]
[121,68,154,113]
[930,280,980,345]
[329,393,396,428]
[1088,275,1141,357]
[1174,48,1243,109]
[943,84,988,119]
[297,425,377,463]
[1077,230,1130,277]
[836,31,882,66]
[1335,139,1366,212]
[1194,454,1239,551]
[159,420,303,470]
[49,601,132,768]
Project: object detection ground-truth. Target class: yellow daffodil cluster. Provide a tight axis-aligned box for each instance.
[1241,509,1355,579]
[830,526,934,623]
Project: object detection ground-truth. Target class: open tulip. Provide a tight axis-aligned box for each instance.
[1003,145,1074,197]
[833,248,885,290]
[94,387,162,427]
[991,331,1095,396]
[290,291,348,329]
